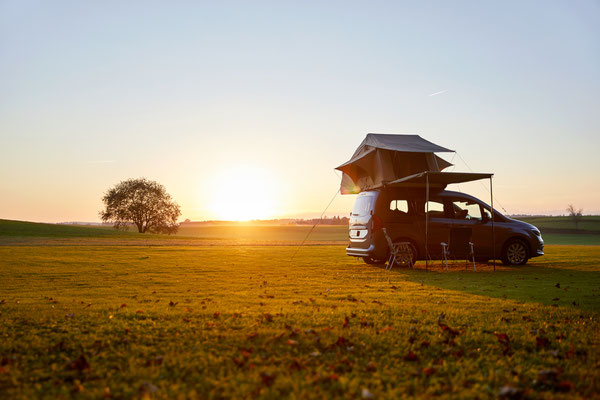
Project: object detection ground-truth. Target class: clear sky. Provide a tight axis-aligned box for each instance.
[1,0,599,222]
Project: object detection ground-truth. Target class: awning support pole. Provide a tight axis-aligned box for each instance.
[490,176,495,272]
[425,172,429,272]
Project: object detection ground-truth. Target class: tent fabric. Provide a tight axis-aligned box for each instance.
[349,133,454,154]
[336,134,454,194]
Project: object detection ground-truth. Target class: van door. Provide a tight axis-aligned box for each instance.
[450,198,493,257]
[417,197,454,259]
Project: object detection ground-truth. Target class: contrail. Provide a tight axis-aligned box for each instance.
[428,89,448,97]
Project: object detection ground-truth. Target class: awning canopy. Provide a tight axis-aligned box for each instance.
[336,134,454,194]
[379,171,494,190]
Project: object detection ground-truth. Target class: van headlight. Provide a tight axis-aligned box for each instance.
[532,228,541,237]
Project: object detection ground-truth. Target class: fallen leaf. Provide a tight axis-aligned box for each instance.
[403,351,418,362]
[498,385,523,399]
[536,337,550,349]
[260,372,276,386]
[65,355,90,372]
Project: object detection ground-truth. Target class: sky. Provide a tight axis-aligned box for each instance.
[1,0,599,222]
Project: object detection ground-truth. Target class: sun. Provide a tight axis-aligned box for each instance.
[208,166,278,221]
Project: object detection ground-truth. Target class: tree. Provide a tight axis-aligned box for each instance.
[100,178,181,234]
[566,204,583,230]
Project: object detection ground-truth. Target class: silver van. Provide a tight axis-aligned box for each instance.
[346,188,544,266]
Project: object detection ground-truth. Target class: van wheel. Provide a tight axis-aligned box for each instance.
[501,239,529,265]
[362,257,384,265]
[390,242,417,268]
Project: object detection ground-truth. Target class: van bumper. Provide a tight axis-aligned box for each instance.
[346,244,375,258]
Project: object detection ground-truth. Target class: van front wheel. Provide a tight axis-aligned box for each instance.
[501,239,529,265]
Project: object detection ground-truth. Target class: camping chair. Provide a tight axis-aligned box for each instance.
[441,227,476,271]
[382,228,414,270]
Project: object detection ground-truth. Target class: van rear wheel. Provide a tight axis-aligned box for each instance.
[389,242,417,268]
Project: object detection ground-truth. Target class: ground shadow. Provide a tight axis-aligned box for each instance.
[381,262,600,311]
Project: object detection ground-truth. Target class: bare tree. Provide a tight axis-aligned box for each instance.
[566,204,583,230]
[100,178,181,234]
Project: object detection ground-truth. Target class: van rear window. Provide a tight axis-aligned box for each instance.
[352,196,373,216]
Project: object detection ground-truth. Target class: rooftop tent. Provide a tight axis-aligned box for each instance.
[336,134,454,194]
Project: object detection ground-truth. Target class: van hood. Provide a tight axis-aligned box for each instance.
[506,218,539,232]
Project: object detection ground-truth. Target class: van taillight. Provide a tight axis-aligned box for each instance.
[372,215,382,231]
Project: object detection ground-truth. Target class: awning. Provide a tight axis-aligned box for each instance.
[382,171,494,189]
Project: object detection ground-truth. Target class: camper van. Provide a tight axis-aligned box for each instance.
[346,187,544,266]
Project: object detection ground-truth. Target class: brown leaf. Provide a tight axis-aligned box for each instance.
[145,356,164,367]
[65,354,90,372]
[169,301,177,307]
[403,351,419,362]
[260,372,276,386]
[557,380,575,392]
[536,337,550,349]
[365,361,377,372]
[380,325,393,333]
[439,322,460,337]
[343,316,349,328]
[494,332,510,345]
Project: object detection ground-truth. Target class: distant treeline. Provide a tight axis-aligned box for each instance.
[180,216,350,226]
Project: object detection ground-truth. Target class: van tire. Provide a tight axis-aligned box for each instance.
[501,239,529,265]
[389,241,417,268]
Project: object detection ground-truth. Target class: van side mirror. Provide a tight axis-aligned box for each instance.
[481,213,490,223]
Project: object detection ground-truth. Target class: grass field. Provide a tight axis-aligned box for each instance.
[1,221,599,399]
[3,217,600,245]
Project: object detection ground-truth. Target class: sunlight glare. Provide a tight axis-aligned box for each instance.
[208,166,278,221]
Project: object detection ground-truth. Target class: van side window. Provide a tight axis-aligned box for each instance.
[425,201,446,218]
[452,200,482,221]
[390,200,409,213]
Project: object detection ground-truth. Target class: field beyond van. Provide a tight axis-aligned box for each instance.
[0,220,599,399]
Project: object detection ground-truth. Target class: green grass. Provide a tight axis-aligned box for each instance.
[518,216,600,233]
[0,231,599,398]
[0,220,138,238]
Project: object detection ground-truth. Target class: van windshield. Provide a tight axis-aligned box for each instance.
[352,196,373,216]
